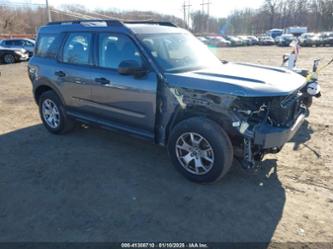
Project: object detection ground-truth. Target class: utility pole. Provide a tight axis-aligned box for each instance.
[183,1,186,26]
[207,1,211,16]
[46,0,51,22]
[187,0,191,28]
[200,0,212,32]
[182,0,192,28]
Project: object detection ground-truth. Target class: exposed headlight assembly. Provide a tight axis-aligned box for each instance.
[307,82,321,96]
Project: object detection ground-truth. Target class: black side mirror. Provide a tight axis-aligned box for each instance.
[118,60,147,77]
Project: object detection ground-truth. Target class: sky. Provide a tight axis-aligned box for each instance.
[20,0,264,18]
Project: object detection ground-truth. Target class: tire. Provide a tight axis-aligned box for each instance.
[168,117,234,183]
[3,54,16,64]
[38,90,74,134]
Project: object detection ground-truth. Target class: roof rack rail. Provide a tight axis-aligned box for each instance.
[124,21,177,27]
[47,19,123,26]
[47,19,177,28]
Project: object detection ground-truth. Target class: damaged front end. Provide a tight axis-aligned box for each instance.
[231,81,320,169]
[159,59,322,170]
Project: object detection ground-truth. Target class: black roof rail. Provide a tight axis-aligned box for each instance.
[124,21,177,27]
[47,19,177,28]
[47,19,123,26]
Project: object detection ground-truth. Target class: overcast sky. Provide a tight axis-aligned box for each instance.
[24,0,264,18]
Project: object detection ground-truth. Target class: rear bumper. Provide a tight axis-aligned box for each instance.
[253,112,306,149]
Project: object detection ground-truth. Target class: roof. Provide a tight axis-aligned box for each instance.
[125,24,184,34]
[39,19,184,35]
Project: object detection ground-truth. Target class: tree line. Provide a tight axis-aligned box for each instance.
[0,4,186,35]
[0,0,332,35]
[192,0,333,35]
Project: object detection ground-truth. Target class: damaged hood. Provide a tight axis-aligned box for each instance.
[164,62,307,97]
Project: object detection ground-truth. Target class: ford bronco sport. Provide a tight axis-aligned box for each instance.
[28,20,321,183]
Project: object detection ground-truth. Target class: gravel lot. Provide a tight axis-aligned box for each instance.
[0,46,332,243]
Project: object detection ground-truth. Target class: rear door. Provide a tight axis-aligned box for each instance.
[89,32,158,135]
[57,32,96,114]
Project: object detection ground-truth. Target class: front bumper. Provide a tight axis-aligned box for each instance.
[18,54,29,61]
[253,112,306,149]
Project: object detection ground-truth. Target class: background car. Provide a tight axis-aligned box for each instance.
[205,36,231,47]
[276,34,295,46]
[214,36,231,47]
[258,35,275,45]
[237,36,252,46]
[225,36,243,46]
[247,36,259,45]
[320,32,333,46]
[197,36,210,45]
[299,33,317,47]
[0,46,29,64]
[0,38,35,57]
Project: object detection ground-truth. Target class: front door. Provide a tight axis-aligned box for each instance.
[89,33,158,134]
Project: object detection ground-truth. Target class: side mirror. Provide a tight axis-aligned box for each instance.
[118,60,147,77]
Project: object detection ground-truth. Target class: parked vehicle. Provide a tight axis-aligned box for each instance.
[205,36,230,47]
[258,36,275,45]
[247,36,259,45]
[276,34,295,47]
[197,36,209,45]
[267,29,283,39]
[299,33,318,47]
[214,36,231,47]
[320,32,333,46]
[237,36,252,46]
[225,36,242,46]
[0,38,35,57]
[28,20,320,183]
[286,26,308,37]
[0,46,29,64]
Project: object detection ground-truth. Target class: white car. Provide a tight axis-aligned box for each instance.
[0,38,35,57]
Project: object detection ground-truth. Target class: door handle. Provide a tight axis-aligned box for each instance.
[55,71,66,77]
[95,77,110,85]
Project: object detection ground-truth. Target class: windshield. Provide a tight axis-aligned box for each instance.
[138,32,222,73]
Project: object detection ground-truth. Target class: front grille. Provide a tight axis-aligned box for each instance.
[269,94,301,127]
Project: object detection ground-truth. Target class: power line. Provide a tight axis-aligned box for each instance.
[200,0,212,15]
[50,8,95,19]
[0,2,105,20]
[0,1,45,5]
[71,5,115,19]
[55,8,96,19]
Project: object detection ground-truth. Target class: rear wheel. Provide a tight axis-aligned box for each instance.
[39,91,74,134]
[3,54,16,64]
[168,117,233,183]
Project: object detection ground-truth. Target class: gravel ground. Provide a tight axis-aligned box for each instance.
[0,46,332,243]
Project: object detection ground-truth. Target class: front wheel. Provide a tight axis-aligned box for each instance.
[3,54,16,64]
[168,117,233,183]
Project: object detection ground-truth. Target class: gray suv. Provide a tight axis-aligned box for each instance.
[28,20,321,183]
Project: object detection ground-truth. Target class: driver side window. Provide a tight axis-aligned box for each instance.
[98,33,143,69]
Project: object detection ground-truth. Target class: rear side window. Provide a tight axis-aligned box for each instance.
[36,33,62,59]
[62,33,92,65]
[4,40,13,46]
[12,40,24,46]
